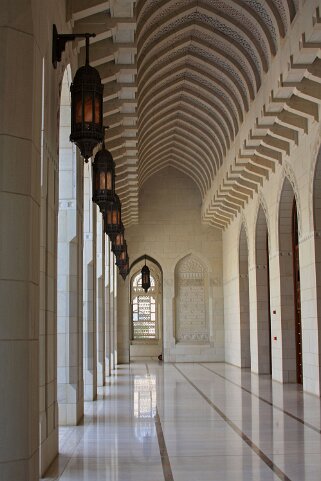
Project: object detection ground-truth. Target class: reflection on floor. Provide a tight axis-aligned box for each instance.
[44,362,321,481]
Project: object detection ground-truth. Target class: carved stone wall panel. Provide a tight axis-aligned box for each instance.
[175,255,209,342]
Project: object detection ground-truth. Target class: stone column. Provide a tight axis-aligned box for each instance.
[269,249,283,383]
[300,234,321,395]
[110,247,115,370]
[114,262,118,366]
[57,100,84,425]
[39,125,59,473]
[96,210,105,386]
[248,264,259,373]
[83,164,97,401]
[105,237,112,376]
[117,277,131,363]
[0,5,41,479]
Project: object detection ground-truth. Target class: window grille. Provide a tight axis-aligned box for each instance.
[132,272,158,340]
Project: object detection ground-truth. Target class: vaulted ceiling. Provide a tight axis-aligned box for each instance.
[136,0,296,195]
[68,0,321,229]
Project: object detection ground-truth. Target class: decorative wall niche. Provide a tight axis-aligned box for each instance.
[174,254,209,343]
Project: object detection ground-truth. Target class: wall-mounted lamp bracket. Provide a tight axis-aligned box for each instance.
[52,24,96,68]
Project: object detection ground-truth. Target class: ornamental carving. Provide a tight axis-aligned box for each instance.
[175,255,209,342]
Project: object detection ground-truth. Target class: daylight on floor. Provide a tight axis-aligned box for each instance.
[2,1,321,480]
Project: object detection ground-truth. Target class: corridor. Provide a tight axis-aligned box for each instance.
[44,363,321,481]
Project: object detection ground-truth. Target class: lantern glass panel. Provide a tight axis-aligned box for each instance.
[84,93,93,123]
[94,94,101,123]
[107,209,119,226]
[100,171,106,189]
[115,232,123,246]
[75,92,82,124]
[107,171,112,190]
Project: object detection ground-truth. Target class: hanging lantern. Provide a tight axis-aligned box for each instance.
[52,26,104,161]
[115,240,127,266]
[116,253,129,282]
[115,242,128,267]
[111,222,125,255]
[70,37,104,161]
[104,193,122,236]
[141,256,151,292]
[119,263,129,280]
[92,133,115,212]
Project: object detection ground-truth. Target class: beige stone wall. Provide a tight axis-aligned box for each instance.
[117,167,224,363]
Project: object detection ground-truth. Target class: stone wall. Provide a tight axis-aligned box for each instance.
[117,167,224,363]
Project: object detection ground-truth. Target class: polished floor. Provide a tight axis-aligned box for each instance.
[44,362,321,481]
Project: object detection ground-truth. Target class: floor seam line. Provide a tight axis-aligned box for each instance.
[173,363,291,481]
[199,363,321,435]
[145,363,174,481]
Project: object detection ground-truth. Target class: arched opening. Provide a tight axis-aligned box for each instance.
[278,178,302,383]
[129,257,163,361]
[255,206,272,374]
[239,225,251,368]
[57,65,84,425]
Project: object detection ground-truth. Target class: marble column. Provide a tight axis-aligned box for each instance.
[96,210,105,386]
[110,247,115,370]
[113,262,118,366]
[105,237,112,376]
[57,75,84,425]
[0,4,41,479]
[83,164,97,401]
[39,114,59,472]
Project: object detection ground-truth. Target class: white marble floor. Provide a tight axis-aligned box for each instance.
[44,362,321,481]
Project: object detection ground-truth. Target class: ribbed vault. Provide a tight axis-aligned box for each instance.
[68,1,321,230]
[137,0,295,196]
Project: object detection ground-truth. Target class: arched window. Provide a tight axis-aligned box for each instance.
[131,272,159,340]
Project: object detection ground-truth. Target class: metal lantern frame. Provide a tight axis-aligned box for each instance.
[141,256,151,292]
[104,193,122,236]
[111,222,125,255]
[53,25,104,161]
[119,263,129,280]
[92,130,116,212]
[116,253,129,282]
[115,241,128,267]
